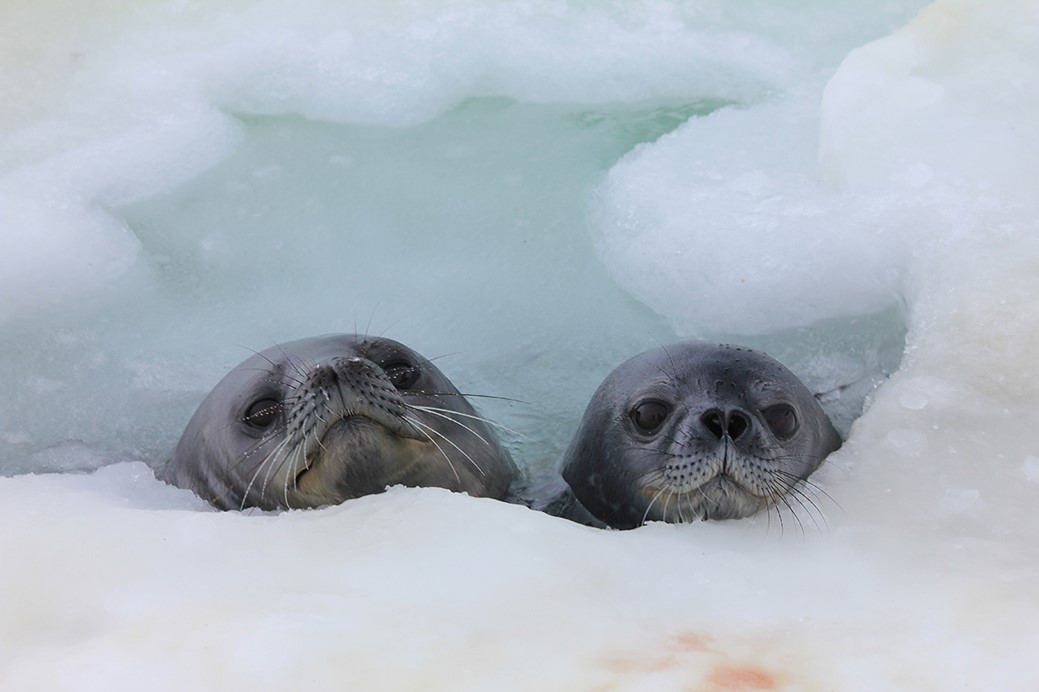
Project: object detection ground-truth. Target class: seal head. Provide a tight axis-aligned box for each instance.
[161,334,517,510]
[561,342,841,529]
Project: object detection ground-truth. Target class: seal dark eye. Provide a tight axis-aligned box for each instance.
[244,398,279,428]
[763,404,798,439]
[383,361,420,390]
[631,400,671,434]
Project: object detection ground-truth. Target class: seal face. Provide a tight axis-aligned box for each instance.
[160,334,517,510]
[560,342,841,529]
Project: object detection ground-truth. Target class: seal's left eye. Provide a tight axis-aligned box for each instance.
[383,361,420,390]
[631,400,671,434]
[244,399,279,428]
[763,404,798,439]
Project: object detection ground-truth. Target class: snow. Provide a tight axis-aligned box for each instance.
[3,0,1039,688]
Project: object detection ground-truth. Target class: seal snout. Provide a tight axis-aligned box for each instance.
[311,357,411,426]
[699,408,751,442]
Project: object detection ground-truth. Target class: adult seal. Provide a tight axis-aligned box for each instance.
[559,342,841,529]
[160,334,517,510]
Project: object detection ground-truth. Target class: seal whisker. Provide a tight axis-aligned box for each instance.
[764,500,782,539]
[694,480,715,512]
[263,416,317,501]
[401,415,461,484]
[238,348,306,386]
[769,468,842,512]
[407,404,535,442]
[411,391,528,405]
[663,489,676,524]
[283,436,304,509]
[406,407,493,448]
[290,436,303,495]
[651,340,682,385]
[260,430,298,504]
[641,483,670,526]
[240,434,287,510]
[762,492,777,538]
[686,489,702,525]
[771,494,786,538]
[403,415,487,478]
[675,489,689,524]
[230,422,287,465]
[676,487,690,524]
[267,341,311,383]
[645,359,682,391]
[772,486,806,539]
[637,470,669,488]
[628,445,676,456]
[780,481,827,532]
[789,481,827,520]
[411,352,463,368]
[656,431,687,448]
[759,451,828,467]
[235,367,306,389]
[363,305,381,341]
[287,423,319,502]
[773,469,835,503]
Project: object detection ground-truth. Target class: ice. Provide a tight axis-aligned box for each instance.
[3,0,1039,688]
[1024,456,1039,483]
[589,97,910,335]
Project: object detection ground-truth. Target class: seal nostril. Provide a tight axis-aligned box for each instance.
[727,411,749,440]
[701,410,725,439]
[701,409,749,440]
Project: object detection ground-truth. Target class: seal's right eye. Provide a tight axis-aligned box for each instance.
[631,400,671,434]
[244,399,279,428]
[383,361,420,390]
[763,403,798,439]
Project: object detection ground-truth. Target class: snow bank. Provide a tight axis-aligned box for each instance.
[3,0,1038,688]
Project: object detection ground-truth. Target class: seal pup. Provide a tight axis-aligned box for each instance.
[558,342,841,529]
[160,334,517,510]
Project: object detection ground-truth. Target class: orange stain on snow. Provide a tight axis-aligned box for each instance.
[596,630,786,692]
[707,664,778,690]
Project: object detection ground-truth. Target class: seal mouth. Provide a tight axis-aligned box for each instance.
[697,473,777,520]
[704,473,757,498]
[293,413,421,474]
[291,410,446,483]
[327,411,432,445]
[637,469,772,523]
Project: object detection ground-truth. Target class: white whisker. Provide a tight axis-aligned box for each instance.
[406,407,492,448]
[402,415,461,483]
[408,405,534,442]
[404,415,486,478]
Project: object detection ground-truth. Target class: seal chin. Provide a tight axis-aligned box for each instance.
[695,475,767,520]
[294,415,438,502]
[639,473,766,523]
